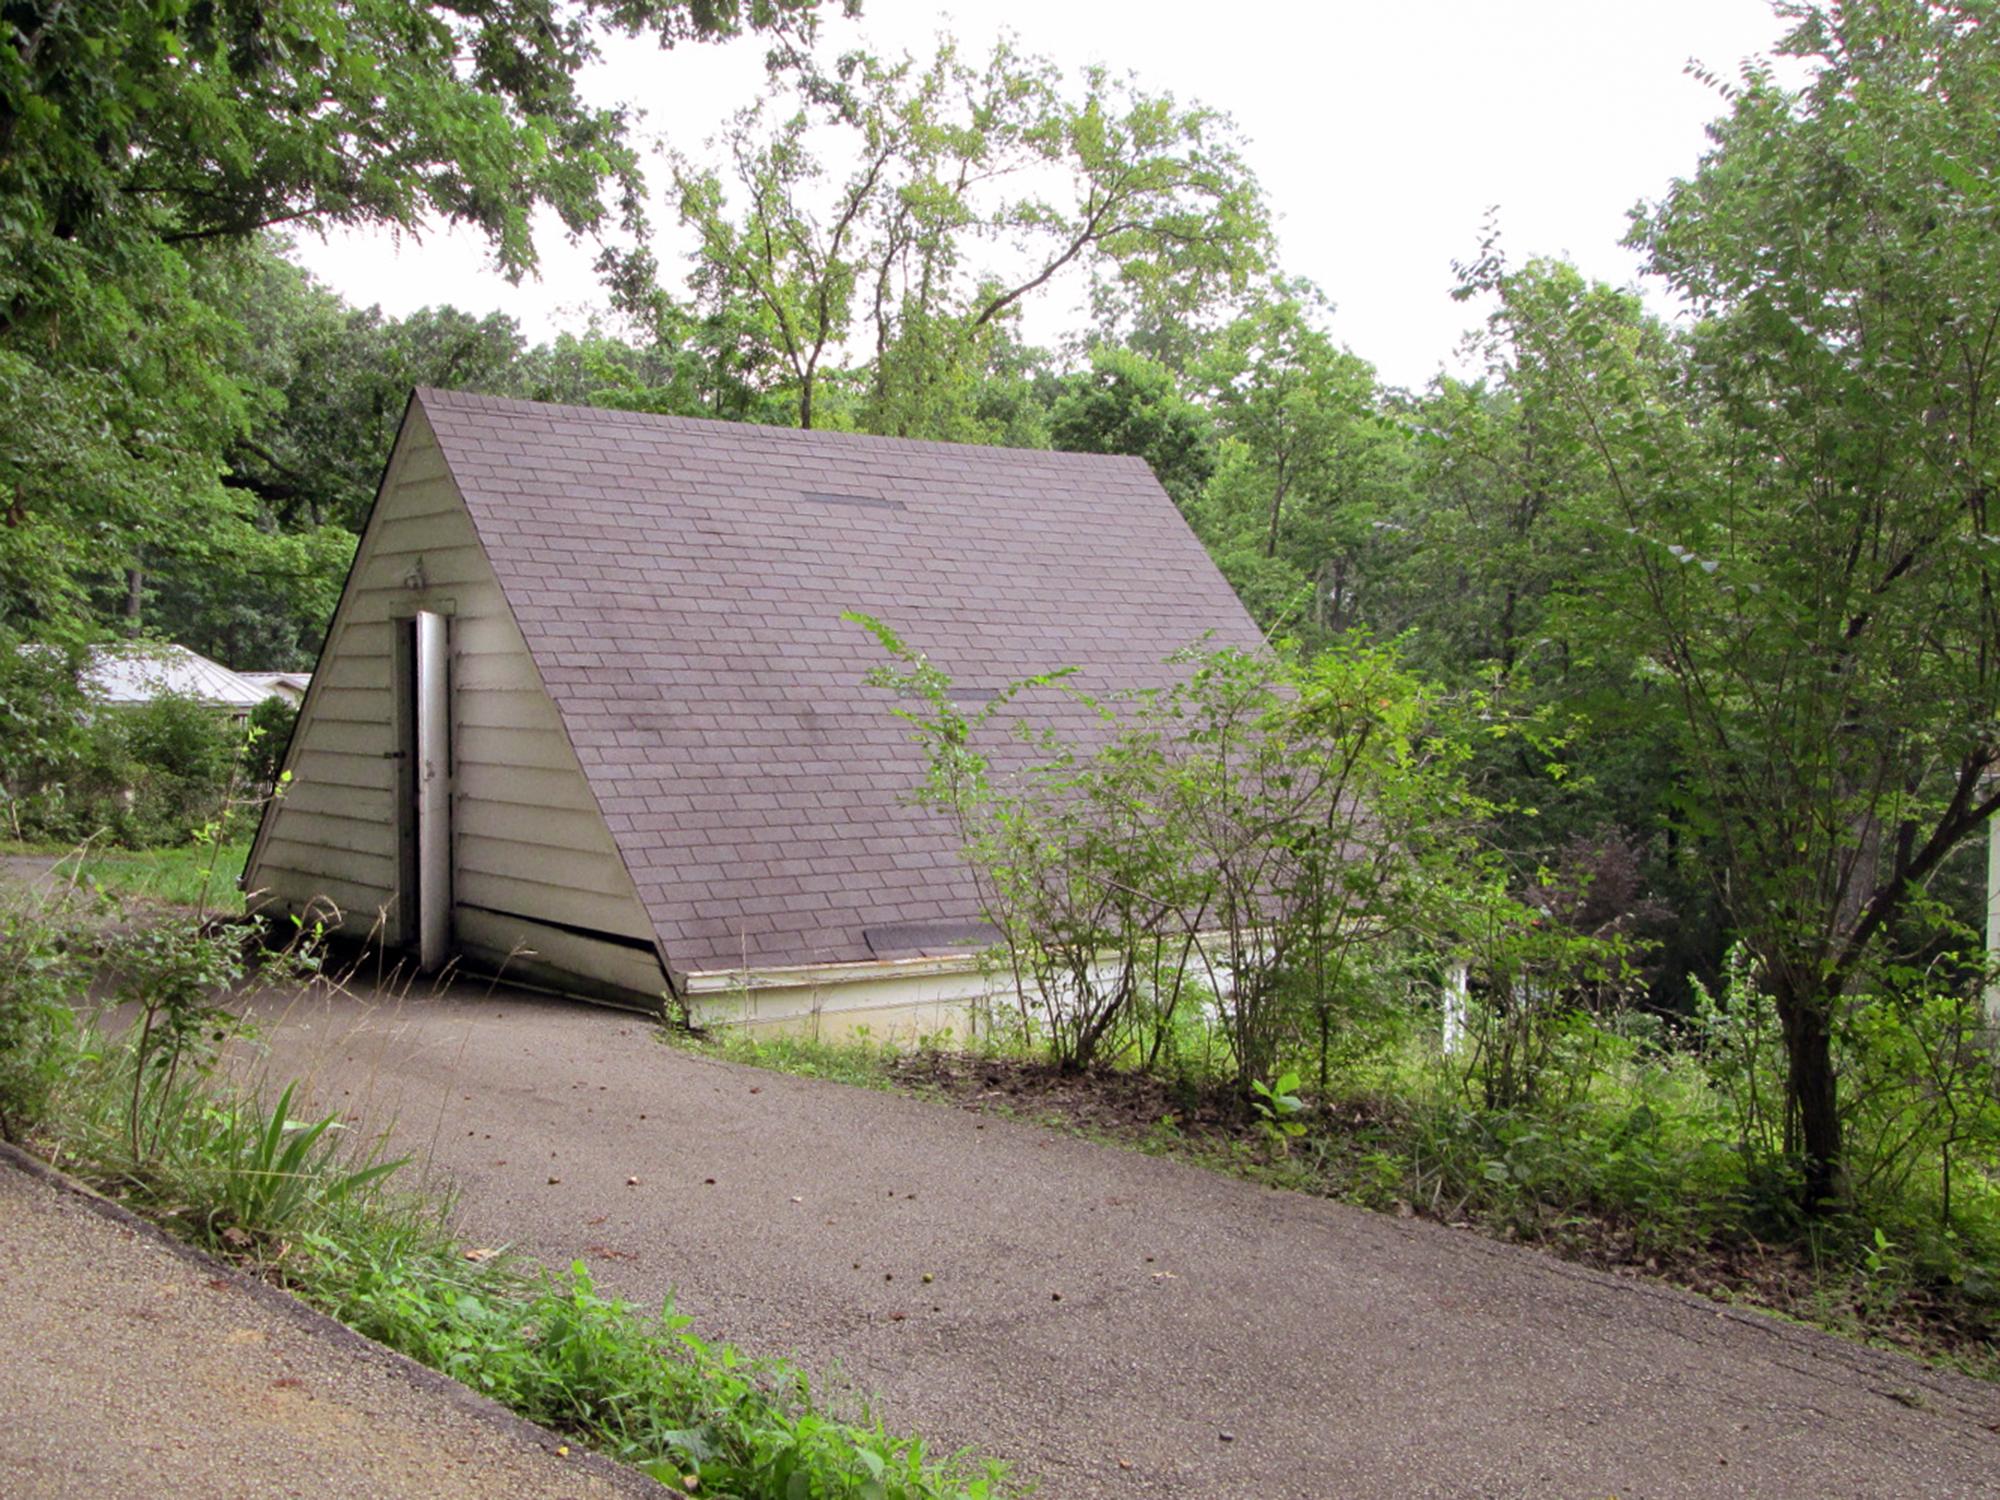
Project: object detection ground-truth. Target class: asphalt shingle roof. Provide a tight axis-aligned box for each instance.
[419,388,1266,975]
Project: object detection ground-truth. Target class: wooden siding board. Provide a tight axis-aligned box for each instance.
[455,908,668,1008]
[456,831,634,895]
[455,797,619,852]
[294,721,393,757]
[263,808,395,859]
[453,726,581,773]
[452,761,602,813]
[251,870,396,928]
[288,749,393,792]
[259,837,396,887]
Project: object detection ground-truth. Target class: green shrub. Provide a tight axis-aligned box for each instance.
[0,895,91,1141]
[24,690,245,848]
[196,1080,405,1245]
[305,1242,1010,1499]
[241,695,297,789]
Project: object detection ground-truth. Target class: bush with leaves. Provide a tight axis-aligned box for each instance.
[241,695,299,791]
[856,616,1527,1099]
[34,691,244,848]
[0,891,91,1142]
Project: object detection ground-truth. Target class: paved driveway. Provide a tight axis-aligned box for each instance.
[0,1143,660,1500]
[244,981,2000,1498]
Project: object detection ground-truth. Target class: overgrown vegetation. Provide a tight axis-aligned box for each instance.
[811,616,2000,1373]
[32,840,255,912]
[0,642,279,853]
[0,881,1014,1498]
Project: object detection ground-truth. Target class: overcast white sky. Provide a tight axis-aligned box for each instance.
[290,0,1797,390]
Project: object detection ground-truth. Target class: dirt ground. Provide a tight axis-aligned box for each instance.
[236,978,2000,1500]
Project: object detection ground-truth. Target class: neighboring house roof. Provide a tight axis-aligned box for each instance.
[83,644,274,712]
[239,671,312,704]
[420,389,1268,976]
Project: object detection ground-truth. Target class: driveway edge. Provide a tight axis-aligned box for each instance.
[0,1137,675,1499]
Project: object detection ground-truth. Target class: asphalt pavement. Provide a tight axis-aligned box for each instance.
[234,979,2000,1499]
[0,1140,664,1500]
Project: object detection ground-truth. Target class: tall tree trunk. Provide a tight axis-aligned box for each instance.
[1776,984,1842,1211]
[1264,450,1289,559]
[123,566,144,634]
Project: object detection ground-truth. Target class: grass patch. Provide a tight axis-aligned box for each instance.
[87,839,248,910]
[672,1025,911,1092]
[1,837,249,912]
[302,1225,1007,1497]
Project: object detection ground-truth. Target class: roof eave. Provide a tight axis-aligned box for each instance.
[675,950,992,994]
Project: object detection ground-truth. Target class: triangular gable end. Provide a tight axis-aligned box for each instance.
[244,399,674,1007]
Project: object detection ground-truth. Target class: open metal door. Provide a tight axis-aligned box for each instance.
[396,611,452,971]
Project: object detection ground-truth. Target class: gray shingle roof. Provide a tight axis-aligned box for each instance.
[418,388,1266,975]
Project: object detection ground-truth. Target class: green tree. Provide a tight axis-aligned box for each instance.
[1481,0,2000,1206]
[667,34,1269,432]
[1,0,828,637]
[1360,268,1710,1007]
[1190,289,1409,641]
[1048,345,1215,506]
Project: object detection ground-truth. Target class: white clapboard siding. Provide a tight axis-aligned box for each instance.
[246,402,666,993]
[454,724,584,773]
[288,748,392,792]
[452,761,601,814]
[455,869,657,941]
[456,798,622,854]
[317,653,390,692]
[258,836,397,889]
[457,832,639,896]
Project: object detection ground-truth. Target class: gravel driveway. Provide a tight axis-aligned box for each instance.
[244,980,2000,1499]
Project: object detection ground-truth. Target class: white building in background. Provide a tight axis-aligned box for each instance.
[238,671,313,708]
[80,643,288,722]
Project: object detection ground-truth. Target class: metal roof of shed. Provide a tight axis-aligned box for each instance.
[416,388,1266,975]
[83,644,275,711]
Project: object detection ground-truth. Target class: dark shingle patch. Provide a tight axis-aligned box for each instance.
[799,491,906,512]
[864,921,1002,958]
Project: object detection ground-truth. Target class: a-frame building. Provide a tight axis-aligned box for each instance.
[246,389,1264,1031]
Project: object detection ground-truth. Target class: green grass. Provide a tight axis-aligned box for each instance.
[1,838,249,912]
[668,1025,911,1091]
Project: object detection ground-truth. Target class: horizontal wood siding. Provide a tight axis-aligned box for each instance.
[246,404,661,974]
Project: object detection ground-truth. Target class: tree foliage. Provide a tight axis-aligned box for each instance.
[0,0,827,640]
[664,34,1271,432]
[1456,0,2000,1205]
